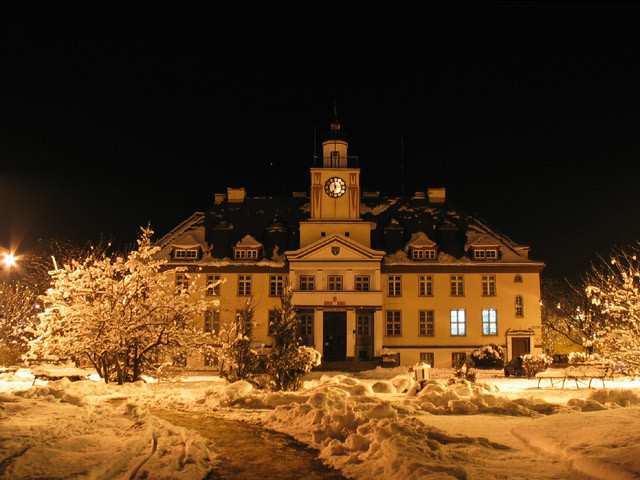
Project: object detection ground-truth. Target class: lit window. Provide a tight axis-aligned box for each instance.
[420,352,434,367]
[418,275,433,296]
[203,309,220,333]
[482,308,498,335]
[237,275,252,296]
[515,295,524,317]
[174,248,199,259]
[450,275,464,296]
[176,272,189,291]
[299,274,315,291]
[419,310,434,337]
[355,275,370,292]
[206,274,221,296]
[450,309,466,336]
[269,275,285,297]
[482,275,496,296]
[388,275,402,297]
[452,352,467,368]
[328,275,343,291]
[385,310,401,336]
[411,248,437,260]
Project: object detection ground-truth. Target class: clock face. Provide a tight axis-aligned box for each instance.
[324,177,347,198]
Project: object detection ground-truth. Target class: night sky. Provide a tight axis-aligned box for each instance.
[2,12,640,280]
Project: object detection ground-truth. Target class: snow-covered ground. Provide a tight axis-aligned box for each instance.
[1,366,640,479]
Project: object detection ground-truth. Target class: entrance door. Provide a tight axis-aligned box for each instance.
[323,311,346,361]
[356,311,373,361]
[511,337,531,359]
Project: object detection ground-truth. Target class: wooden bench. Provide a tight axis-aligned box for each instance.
[536,365,612,389]
[30,367,91,385]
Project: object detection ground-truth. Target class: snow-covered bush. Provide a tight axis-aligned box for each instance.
[470,344,505,369]
[567,351,602,364]
[267,287,321,391]
[29,227,215,384]
[521,353,553,378]
[213,298,259,382]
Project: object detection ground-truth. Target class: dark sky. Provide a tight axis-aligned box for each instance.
[2,11,640,279]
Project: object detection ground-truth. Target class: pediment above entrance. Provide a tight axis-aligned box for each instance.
[285,235,385,262]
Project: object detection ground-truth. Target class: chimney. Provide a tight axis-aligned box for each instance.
[214,193,226,205]
[226,187,246,203]
[427,187,446,205]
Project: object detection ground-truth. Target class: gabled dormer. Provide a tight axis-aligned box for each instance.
[466,232,501,261]
[406,231,437,261]
[233,234,263,260]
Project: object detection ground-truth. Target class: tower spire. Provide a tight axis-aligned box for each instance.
[329,100,342,138]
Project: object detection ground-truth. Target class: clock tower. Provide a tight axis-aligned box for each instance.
[300,114,372,247]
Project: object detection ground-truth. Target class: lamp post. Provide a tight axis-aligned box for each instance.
[2,251,18,270]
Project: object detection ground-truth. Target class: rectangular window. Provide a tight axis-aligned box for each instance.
[269,275,285,297]
[515,295,524,317]
[299,274,315,291]
[412,248,436,260]
[297,310,314,346]
[206,274,221,296]
[419,310,435,337]
[450,275,464,296]
[482,275,496,296]
[174,248,199,259]
[385,310,402,336]
[203,309,220,333]
[420,352,435,367]
[452,352,467,368]
[450,309,466,336]
[268,309,278,336]
[176,272,189,291]
[328,275,343,291]
[482,308,498,336]
[237,275,252,296]
[330,150,340,167]
[473,248,498,260]
[388,275,402,297]
[354,275,371,292]
[418,275,433,296]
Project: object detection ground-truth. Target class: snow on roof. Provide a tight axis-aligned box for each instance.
[465,230,500,249]
[360,197,399,215]
[235,234,263,248]
[407,231,436,248]
[172,232,202,249]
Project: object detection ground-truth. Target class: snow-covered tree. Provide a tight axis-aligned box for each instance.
[0,281,39,365]
[584,247,640,374]
[267,287,321,391]
[213,298,258,382]
[29,227,216,383]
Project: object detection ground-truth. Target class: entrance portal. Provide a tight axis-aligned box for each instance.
[323,311,347,361]
[511,337,531,358]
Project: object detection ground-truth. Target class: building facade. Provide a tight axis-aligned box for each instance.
[158,119,544,368]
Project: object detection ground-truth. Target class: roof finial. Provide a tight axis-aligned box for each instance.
[329,100,342,137]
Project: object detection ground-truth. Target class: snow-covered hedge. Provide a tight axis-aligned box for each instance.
[521,353,553,378]
[470,344,505,369]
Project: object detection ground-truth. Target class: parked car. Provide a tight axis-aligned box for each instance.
[503,356,526,377]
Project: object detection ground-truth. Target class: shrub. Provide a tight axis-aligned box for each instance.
[568,351,602,364]
[521,353,553,378]
[470,344,505,369]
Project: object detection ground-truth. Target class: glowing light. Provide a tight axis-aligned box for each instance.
[2,252,17,269]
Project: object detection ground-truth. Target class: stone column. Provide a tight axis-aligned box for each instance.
[373,309,384,357]
[346,309,356,360]
[314,309,324,357]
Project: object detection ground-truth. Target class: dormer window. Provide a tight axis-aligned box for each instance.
[233,234,263,261]
[234,248,260,260]
[473,248,499,260]
[411,247,437,261]
[174,248,199,260]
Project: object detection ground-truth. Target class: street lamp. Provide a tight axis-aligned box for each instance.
[2,252,17,269]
